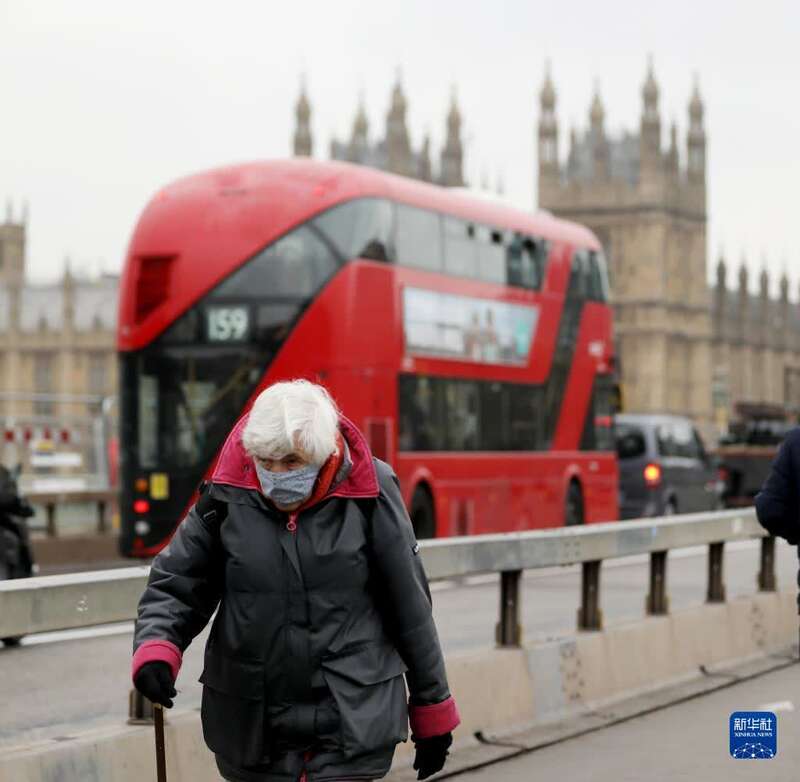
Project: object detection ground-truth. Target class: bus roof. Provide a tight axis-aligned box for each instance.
[140,157,599,248]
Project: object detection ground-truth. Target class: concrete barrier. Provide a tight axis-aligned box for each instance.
[1,589,796,782]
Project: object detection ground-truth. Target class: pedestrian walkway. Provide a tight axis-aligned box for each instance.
[460,663,800,781]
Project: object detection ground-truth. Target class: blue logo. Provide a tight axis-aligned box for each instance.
[730,711,777,759]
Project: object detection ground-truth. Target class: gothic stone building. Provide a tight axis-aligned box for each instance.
[293,77,465,187]
[0,206,118,431]
[537,61,800,436]
[712,259,800,429]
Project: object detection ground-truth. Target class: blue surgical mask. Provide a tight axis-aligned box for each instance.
[255,461,320,508]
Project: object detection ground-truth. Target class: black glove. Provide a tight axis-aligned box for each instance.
[134,661,176,708]
[413,732,452,780]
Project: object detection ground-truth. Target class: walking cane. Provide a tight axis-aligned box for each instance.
[154,704,167,782]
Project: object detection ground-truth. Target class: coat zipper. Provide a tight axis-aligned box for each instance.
[287,511,298,533]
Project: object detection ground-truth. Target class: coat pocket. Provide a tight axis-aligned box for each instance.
[321,641,409,758]
[199,652,265,767]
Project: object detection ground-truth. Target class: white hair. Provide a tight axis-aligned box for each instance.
[241,380,340,465]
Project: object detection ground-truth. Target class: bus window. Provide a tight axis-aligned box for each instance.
[400,375,548,453]
[443,217,479,278]
[588,250,610,302]
[215,226,338,300]
[508,384,543,450]
[313,198,394,262]
[571,250,592,299]
[479,381,507,450]
[398,374,446,450]
[476,226,505,284]
[444,380,480,450]
[507,236,546,290]
[161,307,201,344]
[396,205,443,272]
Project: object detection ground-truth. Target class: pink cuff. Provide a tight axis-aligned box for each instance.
[408,696,461,738]
[132,639,183,683]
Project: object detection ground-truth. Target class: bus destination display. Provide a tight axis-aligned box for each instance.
[206,306,251,343]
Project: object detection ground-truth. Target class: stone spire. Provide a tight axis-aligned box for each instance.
[538,62,559,185]
[418,133,432,182]
[640,56,662,174]
[0,200,26,286]
[293,77,313,157]
[440,86,465,187]
[713,251,727,331]
[62,257,75,327]
[737,259,749,340]
[779,268,790,348]
[589,82,609,180]
[716,252,727,289]
[666,121,679,176]
[758,265,770,346]
[566,125,578,178]
[738,259,749,294]
[687,76,706,185]
[348,93,369,162]
[386,71,413,177]
[590,82,604,132]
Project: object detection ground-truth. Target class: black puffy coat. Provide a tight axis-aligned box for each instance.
[755,427,800,544]
[133,416,458,781]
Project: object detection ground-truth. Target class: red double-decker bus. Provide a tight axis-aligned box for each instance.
[118,159,617,557]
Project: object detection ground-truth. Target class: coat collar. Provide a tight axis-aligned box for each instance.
[209,413,379,501]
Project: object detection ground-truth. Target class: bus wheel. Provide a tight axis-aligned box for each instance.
[410,486,436,539]
[565,480,584,526]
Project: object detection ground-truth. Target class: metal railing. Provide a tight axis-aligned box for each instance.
[25,487,118,536]
[0,508,773,645]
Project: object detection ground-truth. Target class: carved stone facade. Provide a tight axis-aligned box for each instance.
[0,207,118,422]
[712,259,800,429]
[293,77,465,187]
[537,61,715,434]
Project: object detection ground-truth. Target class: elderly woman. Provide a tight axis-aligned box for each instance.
[132,380,459,782]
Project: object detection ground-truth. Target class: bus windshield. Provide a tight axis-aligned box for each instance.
[131,346,262,470]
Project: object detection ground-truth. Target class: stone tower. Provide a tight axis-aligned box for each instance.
[292,78,313,157]
[537,60,712,431]
[0,201,26,287]
[440,88,465,187]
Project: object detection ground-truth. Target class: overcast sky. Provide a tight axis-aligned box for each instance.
[1,0,798,292]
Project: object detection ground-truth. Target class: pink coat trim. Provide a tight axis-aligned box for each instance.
[408,696,461,738]
[131,639,183,683]
[209,412,379,498]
